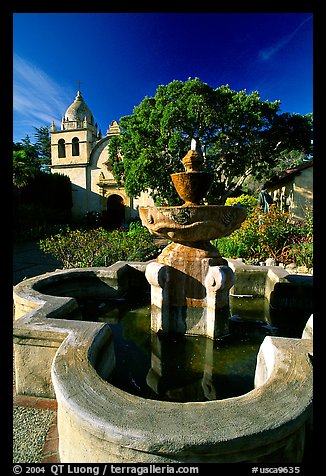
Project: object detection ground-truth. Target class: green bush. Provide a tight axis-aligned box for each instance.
[225,194,258,214]
[288,241,313,268]
[287,208,313,268]
[39,222,160,268]
[213,204,313,266]
[14,172,72,241]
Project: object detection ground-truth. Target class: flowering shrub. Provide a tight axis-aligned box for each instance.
[287,208,313,268]
[214,204,313,266]
[288,241,313,268]
[39,222,160,269]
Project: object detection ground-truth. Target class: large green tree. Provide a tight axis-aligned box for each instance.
[108,78,312,205]
[33,125,51,167]
[13,135,39,188]
[13,126,51,187]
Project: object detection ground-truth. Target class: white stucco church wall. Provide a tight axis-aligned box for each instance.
[50,90,153,225]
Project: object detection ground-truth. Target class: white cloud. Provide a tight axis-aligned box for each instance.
[13,54,73,140]
[258,15,312,62]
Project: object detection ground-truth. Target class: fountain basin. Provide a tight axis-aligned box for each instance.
[13,261,312,463]
[139,205,247,242]
[13,260,312,398]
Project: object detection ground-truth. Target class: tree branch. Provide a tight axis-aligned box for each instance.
[221,167,253,202]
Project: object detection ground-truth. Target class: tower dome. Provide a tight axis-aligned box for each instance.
[64,90,94,124]
[61,90,98,136]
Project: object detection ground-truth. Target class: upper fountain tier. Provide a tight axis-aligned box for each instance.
[139,141,247,243]
[170,141,213,207]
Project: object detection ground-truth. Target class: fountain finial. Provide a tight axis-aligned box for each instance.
[182,145,203,173]
[168,137,212,206]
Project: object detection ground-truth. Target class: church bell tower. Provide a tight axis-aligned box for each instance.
[50,88,100,166]
[50,88,102,220]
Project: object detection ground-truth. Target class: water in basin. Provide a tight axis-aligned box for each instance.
[76,296,310,403]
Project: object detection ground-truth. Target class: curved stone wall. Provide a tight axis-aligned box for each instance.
[13,263,148,398]
[13,262,313,463]
[52,328,312,463]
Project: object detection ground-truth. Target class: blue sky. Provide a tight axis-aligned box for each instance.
[13,12,313,144]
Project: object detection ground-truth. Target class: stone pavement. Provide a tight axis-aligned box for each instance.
[13,240,61,463]
[13,390,59,463]
[13,240,62,286]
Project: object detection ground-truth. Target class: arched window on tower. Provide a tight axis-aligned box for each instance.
[72,137,80,156]
[58,139,66,158]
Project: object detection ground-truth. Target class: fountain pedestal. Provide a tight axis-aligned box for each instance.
[146,242,235,339]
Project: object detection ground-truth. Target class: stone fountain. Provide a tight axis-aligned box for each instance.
[13,140,313,463]
[139,140,247,339]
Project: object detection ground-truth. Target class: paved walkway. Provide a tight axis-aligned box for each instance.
[13,390,59,463]
[13,240,62,463]
[13,240,62,286]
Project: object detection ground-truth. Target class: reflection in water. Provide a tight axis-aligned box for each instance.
[78,296,309,403]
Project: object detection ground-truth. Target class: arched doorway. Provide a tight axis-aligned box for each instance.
[106,194,125,229]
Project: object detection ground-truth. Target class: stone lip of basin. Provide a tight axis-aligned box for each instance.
[139,204,247,242]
